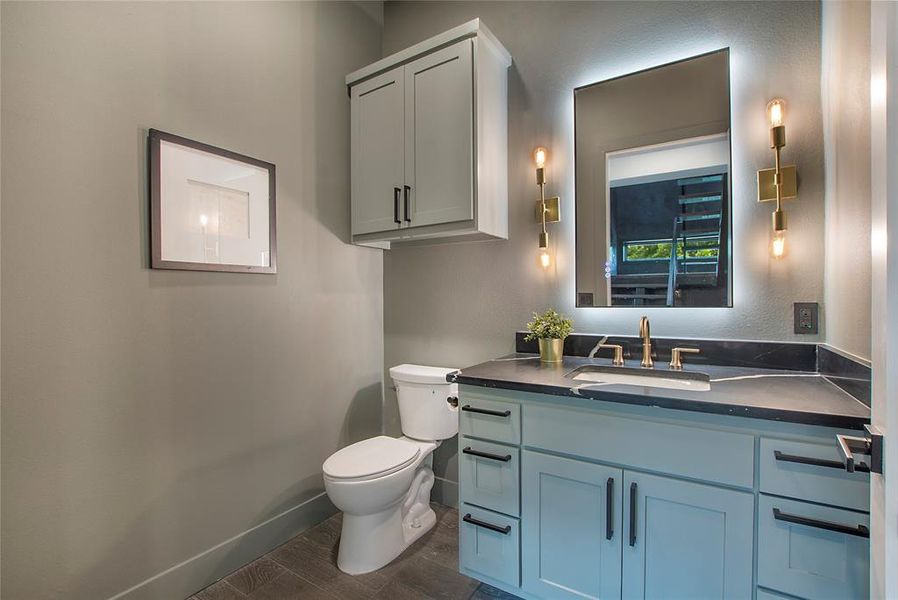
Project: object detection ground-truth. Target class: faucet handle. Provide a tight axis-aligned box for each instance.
[598,343,625,366]
[669,347,700,370]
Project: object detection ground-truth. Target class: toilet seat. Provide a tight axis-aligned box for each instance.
[323,436,420,481]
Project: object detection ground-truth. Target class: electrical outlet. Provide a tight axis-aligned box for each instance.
[793,302,818,334]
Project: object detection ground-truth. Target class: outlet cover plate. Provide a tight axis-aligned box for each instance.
[794,302,819,335]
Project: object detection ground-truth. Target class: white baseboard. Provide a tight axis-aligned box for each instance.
[107,492,337,600]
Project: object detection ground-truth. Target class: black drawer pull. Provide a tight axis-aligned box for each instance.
[773,508,869,538]
[774,450,870,473]
[629,482,637,547]
[463,513,511,535]
[461,405,511,417]
[403,185,412,222]
[393,187,401,225]
[463,447,512,462]
[606,477,614,541]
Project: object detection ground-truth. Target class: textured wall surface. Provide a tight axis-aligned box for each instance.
[1,2,382,598]
[822,0,872,361]
[381,0,826,501]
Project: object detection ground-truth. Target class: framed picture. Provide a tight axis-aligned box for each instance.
[148,129,276,273]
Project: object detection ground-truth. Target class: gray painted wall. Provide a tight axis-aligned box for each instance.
[822,0,872,361]
[1,2,383,598]
[382,1,827,503]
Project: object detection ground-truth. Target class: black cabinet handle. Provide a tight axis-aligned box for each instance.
[461,405,511,417]
[463,513,511,535]
[774,450,870,473]
[463,447,512,462]
[403,185,411,223]
[393,187,401,225]
[606,477,614,541]
[629,482,637,547]
[773,507,869,538]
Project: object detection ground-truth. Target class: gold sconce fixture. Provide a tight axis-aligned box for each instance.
[757,98,797,258]
[533,147,560,269]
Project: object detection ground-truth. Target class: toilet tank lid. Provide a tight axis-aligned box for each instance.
[389,364,458,385]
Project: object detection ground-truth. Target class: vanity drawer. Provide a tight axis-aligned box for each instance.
[523,402,754,489]
[459,438,520,516]
[760,437,869,511]
[758,495,869,600]
[459,396,520,444]
[459,504,520,589]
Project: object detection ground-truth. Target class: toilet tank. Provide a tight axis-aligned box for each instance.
[389,364,459,441]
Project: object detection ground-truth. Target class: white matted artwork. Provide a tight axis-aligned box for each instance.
[149,129,277,273]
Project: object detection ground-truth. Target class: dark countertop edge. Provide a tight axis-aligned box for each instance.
[449,372,871,431]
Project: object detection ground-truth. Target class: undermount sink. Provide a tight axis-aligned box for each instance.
[566,365,711,392]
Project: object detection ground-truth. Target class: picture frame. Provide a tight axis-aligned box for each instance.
[148,129,277,274]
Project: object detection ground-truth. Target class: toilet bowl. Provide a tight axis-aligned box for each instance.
[323,364,458,575]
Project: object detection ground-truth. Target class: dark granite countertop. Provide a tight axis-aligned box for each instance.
[449,353,871,430]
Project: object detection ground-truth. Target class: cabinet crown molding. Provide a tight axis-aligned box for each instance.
[346,18,511,88]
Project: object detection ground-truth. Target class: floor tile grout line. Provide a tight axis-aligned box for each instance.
[227,555,289,597]
[266,547,355,598]
[222,579,249,598]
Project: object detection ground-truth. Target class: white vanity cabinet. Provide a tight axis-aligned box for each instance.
[347,19,510,247]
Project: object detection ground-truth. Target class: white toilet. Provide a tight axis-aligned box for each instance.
[323,364,458,575]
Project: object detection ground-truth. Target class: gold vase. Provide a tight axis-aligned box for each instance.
[538,338,564,363]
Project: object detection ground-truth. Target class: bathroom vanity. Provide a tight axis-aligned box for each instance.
[452,341,872,600]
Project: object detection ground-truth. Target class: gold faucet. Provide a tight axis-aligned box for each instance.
[638,316,653,368]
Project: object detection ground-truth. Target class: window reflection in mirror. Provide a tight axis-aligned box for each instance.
[575,49,731,308]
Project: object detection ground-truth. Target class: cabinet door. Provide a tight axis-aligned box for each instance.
[351,67,404,235]
[404,39,474,228]
[622,471,753,600]
[521,450,622,600]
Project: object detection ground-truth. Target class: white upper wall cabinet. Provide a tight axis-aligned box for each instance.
[351,67,405,236]
[347,19,511,247]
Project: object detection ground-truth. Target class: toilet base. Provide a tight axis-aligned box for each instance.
[336,466,436,575]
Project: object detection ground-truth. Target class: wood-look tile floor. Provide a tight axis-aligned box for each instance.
[188,504,521,600]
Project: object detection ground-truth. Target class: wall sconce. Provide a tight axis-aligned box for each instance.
[533,147,560,269]
[757,98,798,258]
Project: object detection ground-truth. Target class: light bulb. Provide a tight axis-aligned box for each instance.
[539,250,552,269]
[772,231,786,259]
[199,214,209,227]
[767,98,786,128]
[533,147,547,169]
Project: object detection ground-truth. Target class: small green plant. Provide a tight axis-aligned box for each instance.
[524,309,574,341]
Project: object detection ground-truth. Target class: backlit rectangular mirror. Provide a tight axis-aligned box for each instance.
[575,49,732,307]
